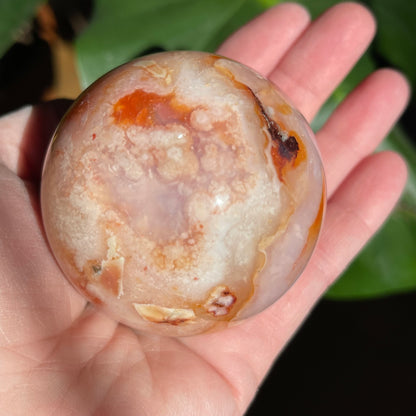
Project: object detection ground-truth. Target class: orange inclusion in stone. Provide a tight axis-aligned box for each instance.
[289,131,307,168]
[290,181,325,284]
[308,184,325,241]
[112,89,191,128]
[277,103,292,115]
[270,132,306,182]
[99,260,123,296]
[301,181,325,255]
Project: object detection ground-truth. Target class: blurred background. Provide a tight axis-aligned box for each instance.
[1,0,415,414]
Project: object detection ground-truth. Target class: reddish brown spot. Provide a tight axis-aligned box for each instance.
[271,143,299,181]
[248,88,307,180]
[252,92,298,159]
[92,133,96,140]
[143,266,148,271]
[288,130,306,168]
[112,89,191,128]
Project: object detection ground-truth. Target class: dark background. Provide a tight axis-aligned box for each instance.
[247,294,416,415]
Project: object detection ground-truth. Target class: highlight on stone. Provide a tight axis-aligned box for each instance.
[41,51,326,336]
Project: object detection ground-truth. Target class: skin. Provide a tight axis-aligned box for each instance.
[0,3,410,415]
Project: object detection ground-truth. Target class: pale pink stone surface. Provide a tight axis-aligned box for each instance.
[41,51,325,336]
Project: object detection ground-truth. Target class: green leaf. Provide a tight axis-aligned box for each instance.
[76,0,254,88]
[0,0,45,57]
[259,0,347,18]
[379,127,416,211]
[370,0,416,85]
[326,126,416,299]
[296,0,343,18]
[203,0,265,53]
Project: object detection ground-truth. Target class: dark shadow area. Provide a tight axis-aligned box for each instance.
[0,0,94,117]
[0,36,53,115]
[48,0,94,41]
[18,99,72,185]
[402,102,416,145]
[136,46,167,59]
[247,293,416,415]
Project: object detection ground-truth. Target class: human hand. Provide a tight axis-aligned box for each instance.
[0,3,409,415]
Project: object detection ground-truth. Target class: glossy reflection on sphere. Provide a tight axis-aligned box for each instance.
[41,51,325,336]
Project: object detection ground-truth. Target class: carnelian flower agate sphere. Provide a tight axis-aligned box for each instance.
[41,51,325,336]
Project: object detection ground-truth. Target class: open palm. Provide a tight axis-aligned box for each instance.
[0,3,409,415]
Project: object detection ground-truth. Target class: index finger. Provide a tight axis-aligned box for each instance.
[217,3,310,76]
[268,2,376,121]
[219,2,376,123]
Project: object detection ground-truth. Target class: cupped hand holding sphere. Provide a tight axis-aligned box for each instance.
[0,3,409,415]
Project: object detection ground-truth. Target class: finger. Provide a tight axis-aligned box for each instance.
[0,106,32,173]
[0,166,86,349]
[184,151,407,405]
[217,3,310,76]
[317,69,410,197]
[269,2,376,121]
[0,100,71,182]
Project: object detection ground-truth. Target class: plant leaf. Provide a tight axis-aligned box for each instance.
[203,0,265,53]
[75,0,252,88]
[370,0,416,85]
[0,0,45,57]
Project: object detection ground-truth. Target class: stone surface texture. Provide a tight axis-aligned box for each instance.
[41,51,325,336]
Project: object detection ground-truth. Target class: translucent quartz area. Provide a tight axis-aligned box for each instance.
[41,51,325,336]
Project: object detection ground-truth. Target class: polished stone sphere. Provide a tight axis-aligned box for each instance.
[41,51,325,336]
